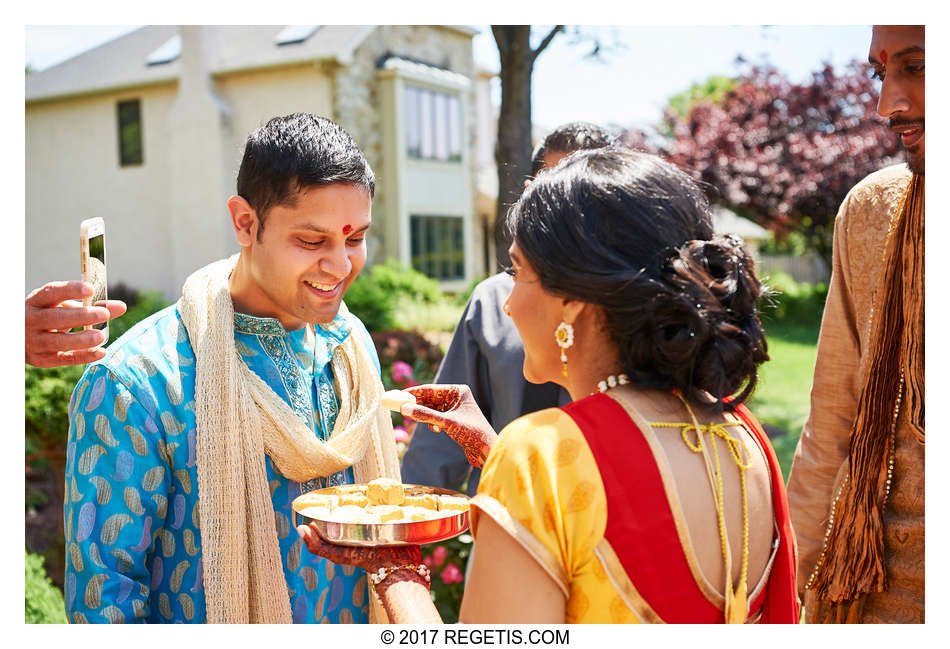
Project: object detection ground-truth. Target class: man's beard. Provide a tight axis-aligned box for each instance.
[891,116,925,175]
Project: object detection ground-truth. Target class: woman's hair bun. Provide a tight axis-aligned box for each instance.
[657,234,769,408]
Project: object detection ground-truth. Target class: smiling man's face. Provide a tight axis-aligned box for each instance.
[869,26,925,174]
[236,183,371,329]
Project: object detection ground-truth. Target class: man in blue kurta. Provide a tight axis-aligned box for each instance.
[64,113,400,624]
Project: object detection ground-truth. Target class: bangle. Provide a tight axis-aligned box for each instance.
[369,564,431,591]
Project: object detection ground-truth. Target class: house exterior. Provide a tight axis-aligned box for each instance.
[25,25,481,299]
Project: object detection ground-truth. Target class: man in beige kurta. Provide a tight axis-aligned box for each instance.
[787,25,924,623]
[787,163,923,623]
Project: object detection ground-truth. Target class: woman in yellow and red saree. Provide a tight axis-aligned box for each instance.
[297,148,799,624]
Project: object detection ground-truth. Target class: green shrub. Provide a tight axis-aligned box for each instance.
[759,270,828,327]
[347,259,446,332]
[25,551,67,624]
[346,274,398,332]
[107,289,172,343]
[25,364,85,463]
[370,258,444,304]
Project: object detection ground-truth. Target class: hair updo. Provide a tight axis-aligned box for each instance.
[507,147,769,409]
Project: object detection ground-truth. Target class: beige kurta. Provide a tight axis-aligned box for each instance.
[786,163,924,623]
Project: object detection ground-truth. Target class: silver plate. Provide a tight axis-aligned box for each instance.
[292,484,470,547]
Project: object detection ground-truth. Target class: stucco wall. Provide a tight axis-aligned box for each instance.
[25,84,181,297]
[334,26,478,278]
[215,63,336,182]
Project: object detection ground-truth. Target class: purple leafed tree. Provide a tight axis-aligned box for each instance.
[624,60,904,271]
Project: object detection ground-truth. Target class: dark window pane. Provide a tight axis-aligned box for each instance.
[117,99,143,166]
[410,215,464,281]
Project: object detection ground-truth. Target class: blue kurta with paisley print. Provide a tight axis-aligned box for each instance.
[64,304,379,623]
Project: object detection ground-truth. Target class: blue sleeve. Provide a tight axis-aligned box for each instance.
[400,295,483,493]
[64,363,171,624]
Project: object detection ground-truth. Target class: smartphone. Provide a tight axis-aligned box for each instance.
[79,217,109,343]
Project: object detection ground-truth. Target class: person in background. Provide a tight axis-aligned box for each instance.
[301,147,798,624]
[25,281,126,367]
[400,122,618,496]
[786,25,924,624]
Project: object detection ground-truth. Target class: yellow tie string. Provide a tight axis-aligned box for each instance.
[650,394,752,624]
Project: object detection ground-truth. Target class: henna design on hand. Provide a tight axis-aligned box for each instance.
[297,524,420,573]
[403,384,497,468]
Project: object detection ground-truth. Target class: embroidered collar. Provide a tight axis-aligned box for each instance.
[232,311,352,339]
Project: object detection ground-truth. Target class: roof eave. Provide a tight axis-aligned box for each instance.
[25,75,179,106]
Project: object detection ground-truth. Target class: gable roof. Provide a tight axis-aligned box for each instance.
[25,25,387,104]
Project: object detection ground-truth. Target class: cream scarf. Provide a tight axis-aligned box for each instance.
[177,255,400,624]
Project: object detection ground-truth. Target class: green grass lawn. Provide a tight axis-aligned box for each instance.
[746,319,820,479]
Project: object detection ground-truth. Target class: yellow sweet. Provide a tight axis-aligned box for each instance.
[398,506,433,522]
[367,478,404,505]
[293,493,339,510]
[368,505,404,523]
[404,494,440,510]
[338,492,369,508]
[437,495,469,512]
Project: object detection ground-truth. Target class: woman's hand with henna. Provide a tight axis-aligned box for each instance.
[296,524,420,574]
[402,384,497,468]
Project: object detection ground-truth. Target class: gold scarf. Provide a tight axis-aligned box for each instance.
[808,174,925,622]
[178,255,400,623]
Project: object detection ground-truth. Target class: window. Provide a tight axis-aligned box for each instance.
[410,215,464,280]
[404,86,462,162]
[117,99,143,166]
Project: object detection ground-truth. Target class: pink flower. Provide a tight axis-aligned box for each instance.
[423,554,434,567]
[393,426,411,443]
[440,563,464,584]
[432,545,448,567]
[392,361,414,385]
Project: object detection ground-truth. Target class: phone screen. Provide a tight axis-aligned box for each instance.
[86,232,108,330]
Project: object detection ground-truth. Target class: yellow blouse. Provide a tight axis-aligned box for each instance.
[470,407,639,623]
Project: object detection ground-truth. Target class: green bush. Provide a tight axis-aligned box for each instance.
[25,551,67,624]
[107,289,172,343]
[347,259,446,332]
[25,364,85,462]
[371,258,444,304]
[759,270,828,327]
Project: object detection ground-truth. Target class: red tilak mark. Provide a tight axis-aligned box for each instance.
[342,224,352,235]
[880,50,888,65]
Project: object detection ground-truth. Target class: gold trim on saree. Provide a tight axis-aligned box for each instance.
[594,539,664,624]
[470,494,571,598]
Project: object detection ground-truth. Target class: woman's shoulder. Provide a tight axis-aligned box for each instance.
[496,406,586,454]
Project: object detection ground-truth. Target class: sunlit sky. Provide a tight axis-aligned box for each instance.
[25,24,872,130]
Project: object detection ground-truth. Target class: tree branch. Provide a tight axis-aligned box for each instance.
[531,26,564,62]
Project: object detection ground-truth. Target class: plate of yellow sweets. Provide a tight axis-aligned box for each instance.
[292,478,470,547]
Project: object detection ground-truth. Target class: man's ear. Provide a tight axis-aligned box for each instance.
[227,196,258,247]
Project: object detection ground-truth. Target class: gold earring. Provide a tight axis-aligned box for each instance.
[555,322,574,378]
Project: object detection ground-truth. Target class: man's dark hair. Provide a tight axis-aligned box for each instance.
[529,121,618,177]
[236,113,375,236]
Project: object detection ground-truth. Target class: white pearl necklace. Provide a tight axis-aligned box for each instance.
[596,373,630,393]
